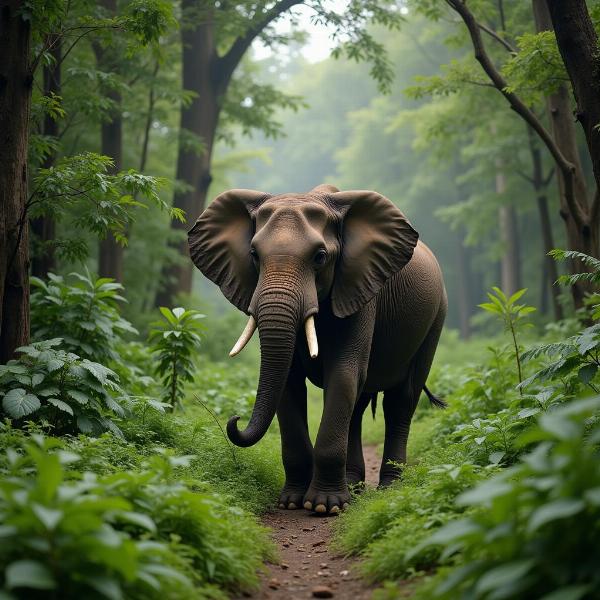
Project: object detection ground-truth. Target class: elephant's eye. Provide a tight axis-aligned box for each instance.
[313,249,328,266]
[249,248,259,262]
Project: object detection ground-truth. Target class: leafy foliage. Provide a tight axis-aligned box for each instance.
[31,271,136,363]
[0,434,273,599]
[416,397,600,600]
[148,307,205,411]
[0,340,126,437]
[479,287,536,386]
[28,152,183,262]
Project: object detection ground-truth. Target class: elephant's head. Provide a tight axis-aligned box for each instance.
[188,184,418,447]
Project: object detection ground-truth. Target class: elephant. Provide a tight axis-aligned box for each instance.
[188,184,447,514]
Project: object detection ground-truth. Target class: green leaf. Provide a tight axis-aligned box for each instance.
[2,389,41,418]
[47,398,74,415]
[172,307,185,319]
[5,560,55,590]
[578,364,598,384]
[32,504,63,530]
[67,389,90,405]
[474,560,534,595]
[539,585,591,600]
[528,499,585,532]
[159,306,177,325]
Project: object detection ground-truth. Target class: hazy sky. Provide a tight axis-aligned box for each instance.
[253,2,346,63]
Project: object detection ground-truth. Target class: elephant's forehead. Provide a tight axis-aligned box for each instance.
[256,197,330,229]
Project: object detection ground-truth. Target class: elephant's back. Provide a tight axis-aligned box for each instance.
[365,241,446,390]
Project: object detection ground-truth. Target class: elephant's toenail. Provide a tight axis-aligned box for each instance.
[330,505,340,514]
[342,502,350,509]
[279,503,285,509]
[315,504,327,513]
[288,502,297,509]
[304,501,313,510]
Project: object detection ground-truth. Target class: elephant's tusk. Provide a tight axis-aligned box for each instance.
[305,315,319,359]
[229,316,257,357]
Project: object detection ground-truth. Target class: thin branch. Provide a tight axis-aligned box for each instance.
[446,0,585,228]
[478,22,517,54]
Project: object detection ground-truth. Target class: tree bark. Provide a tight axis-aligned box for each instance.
[31,35,61,278]
[494,150,521,296]
[533,0,595,307]
[94,0,123,282]
[546,0,600,207]
[0,1,32,361]
[526,125,563,319]
[155,0,303,306]
[155,6,220,305]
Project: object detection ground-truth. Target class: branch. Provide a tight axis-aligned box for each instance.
[478,22,517,54]
[218,0,302,84]
[446,0,585,228]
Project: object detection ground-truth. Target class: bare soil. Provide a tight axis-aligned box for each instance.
[238,446,381,600]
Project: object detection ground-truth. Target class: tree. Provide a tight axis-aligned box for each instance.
[156,0,404,306]
[0,0,33,362]
[439,0,600,305]
[93,0,125,281]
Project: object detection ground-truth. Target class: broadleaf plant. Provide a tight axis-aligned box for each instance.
[30,270,137,364]
[149,307,205,411]
[0,339,127,436]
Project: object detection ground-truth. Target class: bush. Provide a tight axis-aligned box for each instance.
[149,307,205,410]
[0,439,195,599]
[416,397,600,599]
[0,435,275,599]
[0,339,127,436]
[30,271,137,364]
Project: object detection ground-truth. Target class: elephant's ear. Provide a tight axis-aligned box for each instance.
[188,189,270,313]
[329,190,419,318]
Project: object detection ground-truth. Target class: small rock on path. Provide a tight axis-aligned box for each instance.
[236,446,380,600]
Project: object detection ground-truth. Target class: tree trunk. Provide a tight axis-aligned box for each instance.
[546,0,600,203]
[533,0,597,307]
[495,162,522,295]
[0,1,32,361]
[155,4,220,306]
[31,35,60,278]
[526,126,563,319]
[455,234,472,339]
[94,0,123,282]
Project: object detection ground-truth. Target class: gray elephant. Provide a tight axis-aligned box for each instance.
[188,184,447,514]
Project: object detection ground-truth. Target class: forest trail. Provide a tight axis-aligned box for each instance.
[240,446,380,600]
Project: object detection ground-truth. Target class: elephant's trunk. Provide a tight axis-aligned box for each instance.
[227,260,310,447]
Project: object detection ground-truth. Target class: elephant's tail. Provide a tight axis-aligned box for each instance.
[424,385,447,409]
[370,392,378,420]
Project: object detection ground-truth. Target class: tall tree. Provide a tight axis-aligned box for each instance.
[0,1,32,361]
[156,0,403,306]
[93,0,124,281]
[436,0,600,305]
[30,35,61,277]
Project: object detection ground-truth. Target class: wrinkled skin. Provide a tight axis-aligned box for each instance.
[188,184,447,513]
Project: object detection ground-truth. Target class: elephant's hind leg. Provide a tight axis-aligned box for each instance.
[346,392,372,488]
[380,306,446,487]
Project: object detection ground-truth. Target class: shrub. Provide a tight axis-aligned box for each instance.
[0,439,194,599]
[149,307,205,410]
[30,271,137,363]
[0,339,127,436]
[415,397,600,599]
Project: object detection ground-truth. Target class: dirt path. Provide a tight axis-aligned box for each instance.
[239,446,380,599]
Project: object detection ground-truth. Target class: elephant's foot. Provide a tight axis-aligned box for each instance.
[378,465,402,488]
[345,465,365,487]
[278,482,310,510]
[302,482,351,515]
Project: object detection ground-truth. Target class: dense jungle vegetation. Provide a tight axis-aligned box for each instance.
[1,0,600,598]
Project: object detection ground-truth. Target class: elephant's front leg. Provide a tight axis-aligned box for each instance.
[303,373,358,514]
[277,361,313,509]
